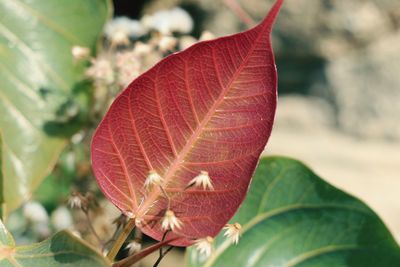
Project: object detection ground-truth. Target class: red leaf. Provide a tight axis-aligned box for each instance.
[91,0,283,246]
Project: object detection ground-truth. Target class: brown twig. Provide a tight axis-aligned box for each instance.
[153,246,174,267]
[112,237,179,267]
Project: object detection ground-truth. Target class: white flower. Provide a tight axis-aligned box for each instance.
[68,194,82,209]
[141,7,193,35]
[133,42,152,55]
[188,171,214,190]
[126,240,142,255]
[115,50,141,88]
[71,45,90,60]
[144,170,163,189]
[223,223,242,245]
[199,31,215,41]
[161,210,183,231]
[23,201,49,224]
[104,17,147,46]
[85,57,115,85]
[158,36,178,53]
[51,206,73,231]
[193,236,214,258]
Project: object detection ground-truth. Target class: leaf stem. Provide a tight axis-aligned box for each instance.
[107,217,136,261]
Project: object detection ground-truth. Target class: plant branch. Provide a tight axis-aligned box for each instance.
[153,246,174,267]
[83,210,103,247]
[112,237,178,267]
[107,218,136,261]
[223,0,256,26]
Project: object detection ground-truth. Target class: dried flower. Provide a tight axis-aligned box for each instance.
[68,193,83,209]
[126,240,142,255]
[71,45,90,60]
[223,223,242,245]
[144,170,163,189]
[161,210,183,231]
[188,171,214,190]
[194,236,214,258]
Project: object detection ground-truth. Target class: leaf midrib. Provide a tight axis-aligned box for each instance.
[136,23,269,217]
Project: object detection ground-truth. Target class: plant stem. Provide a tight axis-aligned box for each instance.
[83,210,103,247]
[112,238,178,267]
[153,246,173,267]
[107,218,136,261]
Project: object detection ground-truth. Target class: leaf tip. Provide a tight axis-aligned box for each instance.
[262,0,284,32]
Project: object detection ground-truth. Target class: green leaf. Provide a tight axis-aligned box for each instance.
[187,157,400,267]
[0,133,4,219]
[0,220,110,266]
[0,0,111,214]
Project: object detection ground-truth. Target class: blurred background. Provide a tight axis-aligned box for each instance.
[2,0,399,265]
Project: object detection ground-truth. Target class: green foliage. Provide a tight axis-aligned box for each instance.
[0,0,111,215]
[0,219,110,266]
[187,157,400,267]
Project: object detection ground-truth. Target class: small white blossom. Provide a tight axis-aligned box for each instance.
[133,42,152,55]
[158,35,178,53]
[161,210,183,231]
[144,170,163,189]
[194,236,214,258]
[23,201,49,224]
[71,45,90,60]
[188,171,214,190]
[51,206,73,231]
[141,7,193,35]
[115,50,141,88]
[199,31,215,41]
[104,17,147,46]
[126,240,142,255]
[68,194,82,209]
[85,57,115,85]
[223,223,242,245]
